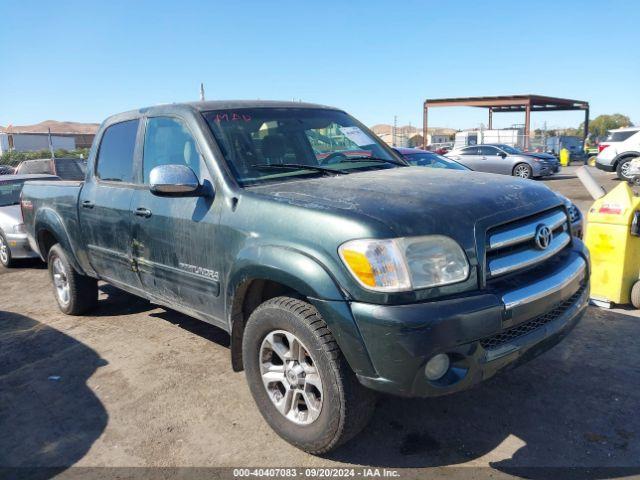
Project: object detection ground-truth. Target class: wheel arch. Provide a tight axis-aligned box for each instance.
[34,208,83,272]
[613,151,640,167]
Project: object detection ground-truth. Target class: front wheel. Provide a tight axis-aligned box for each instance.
[243,297,376,454]
[513,163,533,179]
[48,244,98,315]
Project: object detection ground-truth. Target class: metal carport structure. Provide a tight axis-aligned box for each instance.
[422,94,589,150]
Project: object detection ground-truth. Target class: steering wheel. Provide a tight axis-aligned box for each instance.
[320,152,349,165]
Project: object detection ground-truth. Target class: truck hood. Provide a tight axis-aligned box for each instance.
[250,167,559,242]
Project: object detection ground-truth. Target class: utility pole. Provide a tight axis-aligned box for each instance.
[200,83,205,101]
[392,115,397,147]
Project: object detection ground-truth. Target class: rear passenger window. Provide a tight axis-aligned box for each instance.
[96,120,139,182]
[143,117,200,183]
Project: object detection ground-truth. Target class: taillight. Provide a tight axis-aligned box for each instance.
[598,144,609,153]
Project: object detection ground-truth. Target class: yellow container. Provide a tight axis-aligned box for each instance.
[585,182,640,306]
[559,148,570,167]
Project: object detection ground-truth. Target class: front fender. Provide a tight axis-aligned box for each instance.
[227,244,346,304]
[226,244,378,377]
[34,207,84,273]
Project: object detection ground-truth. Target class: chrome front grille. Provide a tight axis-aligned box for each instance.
[486,208,571,279]
[480,283,586,351]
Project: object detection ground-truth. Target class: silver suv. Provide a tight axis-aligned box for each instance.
[446,144,559,179]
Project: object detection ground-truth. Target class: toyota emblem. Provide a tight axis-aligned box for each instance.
[534,224,553,250]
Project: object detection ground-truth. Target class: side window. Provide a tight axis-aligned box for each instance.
[143,117,200,183]
[479,146,498,156]
[96,120,139,183]
[460,147,476,155]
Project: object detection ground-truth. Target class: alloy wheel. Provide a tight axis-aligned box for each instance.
[0,236,7,265]
[52,257,70,306]
[259,330,323,425]
[514,165,531,178]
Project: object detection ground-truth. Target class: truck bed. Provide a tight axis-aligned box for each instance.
[21,180,84,260]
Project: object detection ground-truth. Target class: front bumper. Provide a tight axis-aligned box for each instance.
[5,232,39,259]
[349,246,589,397]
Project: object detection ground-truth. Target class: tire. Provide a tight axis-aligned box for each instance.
[616,157,636,181]
[0,232,14,268]
[631,281,640,309]
[47,243,98,315]
[243,296,376,454]
[513,163,533,179]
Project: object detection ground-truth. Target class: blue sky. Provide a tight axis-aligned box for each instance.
[1,0,638,130]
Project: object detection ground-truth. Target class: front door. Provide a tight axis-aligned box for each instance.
[478,145,508,174]
[131,115,223,323]
[79,118,142,289]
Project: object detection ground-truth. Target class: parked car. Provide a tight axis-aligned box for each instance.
[396,148,583,237]
[446,143,559,179]
[15,157,87,180]
[0,174,59,267]
[595,126,640,180]
[393,147,469,170]
[0,165,15,175]
[22,101,589,454]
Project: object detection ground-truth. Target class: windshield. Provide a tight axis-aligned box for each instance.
[204,108,402,186]
[0,181,25,206]
[404,152,468,170]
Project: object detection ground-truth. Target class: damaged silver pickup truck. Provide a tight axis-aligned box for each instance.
[21,101,590,453]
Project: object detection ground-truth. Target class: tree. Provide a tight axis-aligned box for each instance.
[580,114,633,140]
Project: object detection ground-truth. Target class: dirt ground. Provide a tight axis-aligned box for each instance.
[1,166,639,479]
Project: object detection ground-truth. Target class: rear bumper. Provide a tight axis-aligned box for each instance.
[596,158,616,172]
[5,233,39,259]
[349,244,589,398]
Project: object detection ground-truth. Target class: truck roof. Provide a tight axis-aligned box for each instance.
[104,100,340,126]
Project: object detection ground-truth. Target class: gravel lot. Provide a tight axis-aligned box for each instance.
[1,166,638,478]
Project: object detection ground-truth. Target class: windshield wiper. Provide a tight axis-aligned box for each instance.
[251,163,346,176]
[334,156,407,167]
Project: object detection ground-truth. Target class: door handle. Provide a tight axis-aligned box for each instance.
[82,200,95,209]
[134,207,152,218]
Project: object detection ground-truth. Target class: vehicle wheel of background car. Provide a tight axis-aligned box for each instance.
[0,232,14,268]
[47,244,98,315]
[631,281,640,309]
[513,163,532,179]
[242,296,376,454]
[616,157,637,180]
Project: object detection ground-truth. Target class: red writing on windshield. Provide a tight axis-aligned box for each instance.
[215,112,252,122]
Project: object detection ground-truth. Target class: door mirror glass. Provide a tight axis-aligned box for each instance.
[149,164,200,196]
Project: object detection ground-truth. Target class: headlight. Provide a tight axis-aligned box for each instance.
[13,223,26,234]
[338,235,469,292]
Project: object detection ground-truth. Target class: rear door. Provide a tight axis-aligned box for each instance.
[455,146,483,170]
[130,115,223,321]
[79,119,143,289]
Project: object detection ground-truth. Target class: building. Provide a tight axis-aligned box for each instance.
[0,120,98,155]
[0,132,75,155]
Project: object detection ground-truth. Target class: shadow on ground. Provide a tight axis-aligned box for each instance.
[0,311,108,478]
[325,308,640,479]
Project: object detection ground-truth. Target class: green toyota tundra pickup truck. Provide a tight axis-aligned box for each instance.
[21,101,590,453]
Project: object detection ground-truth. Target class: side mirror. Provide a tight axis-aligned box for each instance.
[498,152,507,158]
[149,164,200,196]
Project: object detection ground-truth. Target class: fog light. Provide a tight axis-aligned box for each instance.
[424,353,450,381]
